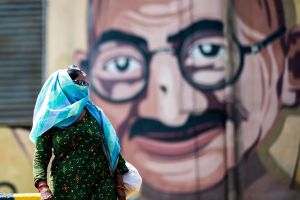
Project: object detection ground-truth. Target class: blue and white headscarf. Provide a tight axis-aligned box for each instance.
[29,69,120,171]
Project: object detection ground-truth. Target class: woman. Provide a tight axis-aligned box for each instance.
[31,65,128,200]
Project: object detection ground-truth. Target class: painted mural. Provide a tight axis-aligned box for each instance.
[0,0,300,200]
[79,0,300,199]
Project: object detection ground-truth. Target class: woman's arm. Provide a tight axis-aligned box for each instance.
[114,154,128,200]
[33,130,53,198]
[115,154,129,175]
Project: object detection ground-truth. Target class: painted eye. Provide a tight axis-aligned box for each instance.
[90,43,148,101]
[103,56,141,73]
[188,44,225,61]
[182,37,227,87]
[199,44,224,57]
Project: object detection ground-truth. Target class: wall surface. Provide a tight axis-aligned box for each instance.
[1,0,300,200]
[0,127,35,193]
[46,0,87,76]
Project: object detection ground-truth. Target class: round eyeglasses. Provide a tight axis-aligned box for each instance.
[87,26,286,103]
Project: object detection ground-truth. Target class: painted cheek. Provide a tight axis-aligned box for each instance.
[90,92,133,131]
[236,54,268,154]
[239,55,265,113]
[180,80,209,114]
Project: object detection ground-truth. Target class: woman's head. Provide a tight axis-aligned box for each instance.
[30,66,91,144]
[56,65,90,103]
[67,65,89,86]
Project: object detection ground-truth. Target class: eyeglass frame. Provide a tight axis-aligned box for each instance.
[83,25,286,103]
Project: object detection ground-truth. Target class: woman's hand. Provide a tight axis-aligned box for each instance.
[116,187,126,200]
[115,171,126,199]
[39,186,53,200]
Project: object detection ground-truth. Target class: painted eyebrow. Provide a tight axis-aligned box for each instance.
[97,29,148,48]
[96,20,223,49]
[167,20,224,43]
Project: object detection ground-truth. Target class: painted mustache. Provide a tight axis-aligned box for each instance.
[129,110,227,142]
[129,99,248,142]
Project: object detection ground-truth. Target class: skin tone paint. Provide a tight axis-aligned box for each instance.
[85,0,297,194]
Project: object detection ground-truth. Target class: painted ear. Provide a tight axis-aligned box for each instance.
[282,27,300,106]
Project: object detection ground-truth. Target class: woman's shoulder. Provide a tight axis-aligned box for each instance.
[46,127,57,134]
[86,102,103,112]
[46,126,63,135]
[36,127,56,141]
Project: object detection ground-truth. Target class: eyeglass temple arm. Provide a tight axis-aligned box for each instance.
[242,26,286,54]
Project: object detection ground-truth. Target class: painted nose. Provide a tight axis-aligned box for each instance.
[160,85,167,94]
[138,53,209,126]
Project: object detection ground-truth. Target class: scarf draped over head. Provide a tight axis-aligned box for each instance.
[29,69,120,171]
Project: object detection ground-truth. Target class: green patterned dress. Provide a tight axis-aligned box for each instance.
[33,110,128,200]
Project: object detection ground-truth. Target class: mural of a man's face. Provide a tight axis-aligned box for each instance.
[86,0,296,194]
